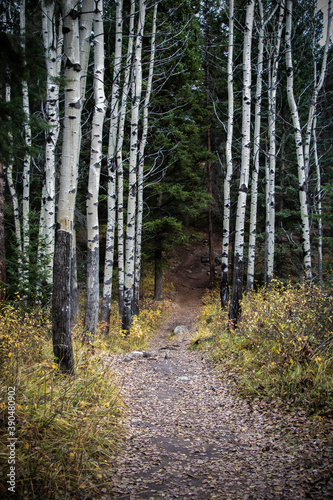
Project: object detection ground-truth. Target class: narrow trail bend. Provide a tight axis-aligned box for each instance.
[106,239,332,499]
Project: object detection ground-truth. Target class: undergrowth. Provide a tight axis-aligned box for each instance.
[193,281,333,417]
[0,286,168,499]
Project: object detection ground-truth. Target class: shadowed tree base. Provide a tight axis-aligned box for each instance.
[52,229,74,373]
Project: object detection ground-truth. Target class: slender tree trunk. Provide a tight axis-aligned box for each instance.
[122,0,146,332]
[100,0,124,329]
[154,246,163,300]
[20,0,31,296]
[116,0,135,319]
[84,0,107,340]
[313,116,323,286]
[266,1,285,286]
[229,0,255,323]
[134,1,158,315]
[285,0,312,281]
[221,0,234,308]
[52,0,82,373]
[247,0,264,292]
[0,161,5,299]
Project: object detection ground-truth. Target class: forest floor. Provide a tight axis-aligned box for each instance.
[105,235,333,499]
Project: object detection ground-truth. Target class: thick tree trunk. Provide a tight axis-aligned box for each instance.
[41,0,62,286]
[229,0,255,324]
[52,0,82,373]
[221,0,234,308]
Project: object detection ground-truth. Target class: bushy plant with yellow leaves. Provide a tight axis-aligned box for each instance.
[0,305,123,499]
[194,282,333,416]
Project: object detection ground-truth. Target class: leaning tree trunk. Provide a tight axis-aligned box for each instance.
[52,0,82,373]
[285,0,312,281]
[84,0,107,340]
[134,1,158,315]
[122,0,146,333]
[221,0,234,308]
[229,0,255,323]
[100,0,124,329]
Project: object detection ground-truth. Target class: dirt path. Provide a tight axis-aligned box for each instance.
[105,238,332,499]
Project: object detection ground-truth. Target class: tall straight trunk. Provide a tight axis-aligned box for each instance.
[0,161,5,299]
[116,0,136,318]
[41,0,62,286]
[247,0,264,292]
[5,83,22,260]
[84,0,107,339]
[313,116,323,286]
[100,0,124,329]
[221,0,234,308]
[122,0,146,333]
[52,0,82,373]
[205,1,214,288]
[134,1,158,315]
[229,0,255,323]
[20,0,31,294]
[285,0,312,281]
[266,1,285,285]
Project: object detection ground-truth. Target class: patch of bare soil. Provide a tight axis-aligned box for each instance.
[105,236,333,499]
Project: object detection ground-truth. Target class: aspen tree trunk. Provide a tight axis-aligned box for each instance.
[247,0,264,292]
[229,0,255,323]
[304,0,331,180]
[116,0,136,319]
[122,0,146,333]
[5,83,22,260]
[41,0,62,286]
[313,116,323,286]
[285,0,312,281]
[20,0,31,294]
[0,161,5,299]
[52,0,82,373]
[134,1,158,314]
[84,0,107,340]
[265,1,285,285]
[221,0,234,308]
[100,0,124,328]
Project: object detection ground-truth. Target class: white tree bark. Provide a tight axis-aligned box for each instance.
[123,0,146,332]
[20,0,31,294]
[41,0,63,285]
[285,0,312,281]
[313,116,323,285]
[247,0,265,292]
[101,0,124,328]
[229,0,255,322]
[52,0,83,373]
[265,1,285,285]
[84,0,107,339]
[221,0,234,308]
[116,0,136,318]
[134,1,158,315]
